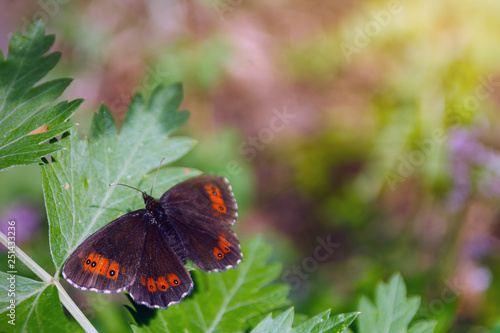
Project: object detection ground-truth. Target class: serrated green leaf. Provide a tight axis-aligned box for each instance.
[42,83,199,272]
[0,272,45,313]
[291,309,331,333]
[250,307,358,333]
[375,274,420,331]
[357,273,437,333]
[130,238,291,333]
[252,307,295,333]
[0,274,80,333]
[0,21,82,171]
[309,312,359,333]
[120,83,190,137]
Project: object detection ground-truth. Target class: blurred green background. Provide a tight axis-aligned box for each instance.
[2,0,500,332]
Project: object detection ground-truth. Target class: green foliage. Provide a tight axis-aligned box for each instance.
[0,272,45,313]
[0,272,80,333]
[12,285,79,333]
[251,307,359,333]
[357,274,437,333]
[0,21,82,171]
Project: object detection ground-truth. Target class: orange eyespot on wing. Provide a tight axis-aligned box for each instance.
[205,185,222,197]
[105,261,119,279]
[83,252,96,272]
[206,184,227,213]
[157,276,170,291]
[213,247,224,259]
[212,203,227,213]
[147,278,157,292]
[218,241,230,253]
[167,274,180,286]
[88,254,102,273]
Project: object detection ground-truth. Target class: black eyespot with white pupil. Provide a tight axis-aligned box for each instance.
[218,253,223,258]
[174,280,179,285]
[109,270,115,276]
[219,206,224,211]
[91,261,96,267]
[162,285,166,290]
[86,259,91,265]
[149,285,153,289]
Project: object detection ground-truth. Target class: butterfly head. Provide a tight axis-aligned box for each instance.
[143,192,166,222]
[142,192,155,206]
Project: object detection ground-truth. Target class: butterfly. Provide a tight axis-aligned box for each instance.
[62,174,242,309]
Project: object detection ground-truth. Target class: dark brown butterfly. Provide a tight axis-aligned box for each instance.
[62,175,241,309]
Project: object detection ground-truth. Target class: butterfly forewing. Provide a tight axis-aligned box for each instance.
[63,211,150,293]
[127,223,193,309]
[161,175,242,272]
[161,175,238,226]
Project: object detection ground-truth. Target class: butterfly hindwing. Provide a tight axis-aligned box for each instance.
[62,211,150,293]
[161,175,242,272]
[127,223,193,309]
[176,222,242,272]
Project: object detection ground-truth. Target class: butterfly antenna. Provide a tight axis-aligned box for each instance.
[150,157,165,196]
[109,183,145,195]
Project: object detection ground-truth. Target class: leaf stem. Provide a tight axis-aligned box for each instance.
[54,280,98,333]
[0,231,98,333]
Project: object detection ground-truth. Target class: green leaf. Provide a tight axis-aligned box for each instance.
[0,272,45,313]
[357,273,437,333]
[0,21,82,171]
[41,83,199,272]
[0,273,80,333]
[130,238,290,333]
[292,309,332,333]
[252,307,295,333]
[251,307,359,333]
[292,310,359,333]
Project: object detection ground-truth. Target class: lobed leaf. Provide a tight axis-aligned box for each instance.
[0,273,80,333]
[251,307,359,333]
[357,273,437,333]
[0,21,82,171]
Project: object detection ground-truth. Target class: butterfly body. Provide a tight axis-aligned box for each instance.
[62,175,241,309]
